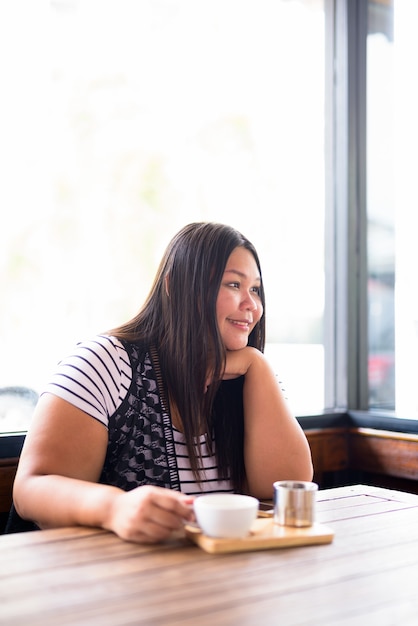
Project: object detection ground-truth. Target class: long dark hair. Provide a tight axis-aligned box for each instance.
[109,222,266,490]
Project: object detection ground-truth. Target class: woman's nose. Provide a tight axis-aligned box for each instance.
[241,292,258,311]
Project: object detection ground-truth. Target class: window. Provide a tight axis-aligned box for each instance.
[367,0,418,416]
[0,0,326,432]
[392,0,418,417]
[367,0,395,409]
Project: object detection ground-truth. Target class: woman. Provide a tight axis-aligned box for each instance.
[12,222,313,543]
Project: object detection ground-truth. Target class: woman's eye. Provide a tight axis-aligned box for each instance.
[225,282,260,293]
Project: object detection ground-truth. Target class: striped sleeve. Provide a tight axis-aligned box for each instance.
[42,335,132,427]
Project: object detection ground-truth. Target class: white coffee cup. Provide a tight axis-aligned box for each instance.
[194,493,259,538]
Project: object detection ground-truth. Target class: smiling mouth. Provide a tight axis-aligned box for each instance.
[227,319,252,330]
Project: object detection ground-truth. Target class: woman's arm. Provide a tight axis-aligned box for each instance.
[13,394,194,543]
[223,347,313,499]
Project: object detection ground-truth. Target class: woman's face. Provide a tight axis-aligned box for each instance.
[216,246,263,351]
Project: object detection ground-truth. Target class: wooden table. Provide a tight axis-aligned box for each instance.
[1,484,418,625]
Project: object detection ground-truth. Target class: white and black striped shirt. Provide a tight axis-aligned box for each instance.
[44,335,233,495]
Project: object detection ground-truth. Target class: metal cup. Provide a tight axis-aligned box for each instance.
[273,480,318,527]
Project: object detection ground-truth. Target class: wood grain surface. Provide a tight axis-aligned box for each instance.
[1,485,418,625]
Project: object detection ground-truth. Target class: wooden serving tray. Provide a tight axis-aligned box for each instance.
[185,518,334,554]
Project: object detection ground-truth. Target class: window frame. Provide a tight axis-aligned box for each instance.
[325,0,369,411]
[325,0,417,432]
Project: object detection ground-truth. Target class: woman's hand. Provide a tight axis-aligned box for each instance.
[222,346,257,380]
[105,485,195,544]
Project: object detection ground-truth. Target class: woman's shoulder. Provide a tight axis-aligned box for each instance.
[70,334,128,364]
[67,335,153,386]
[53,335,132,383]
[43,335,133,425]
[75,334,125,352]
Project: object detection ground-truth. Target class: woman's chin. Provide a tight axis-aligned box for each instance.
[224,338,249,351]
